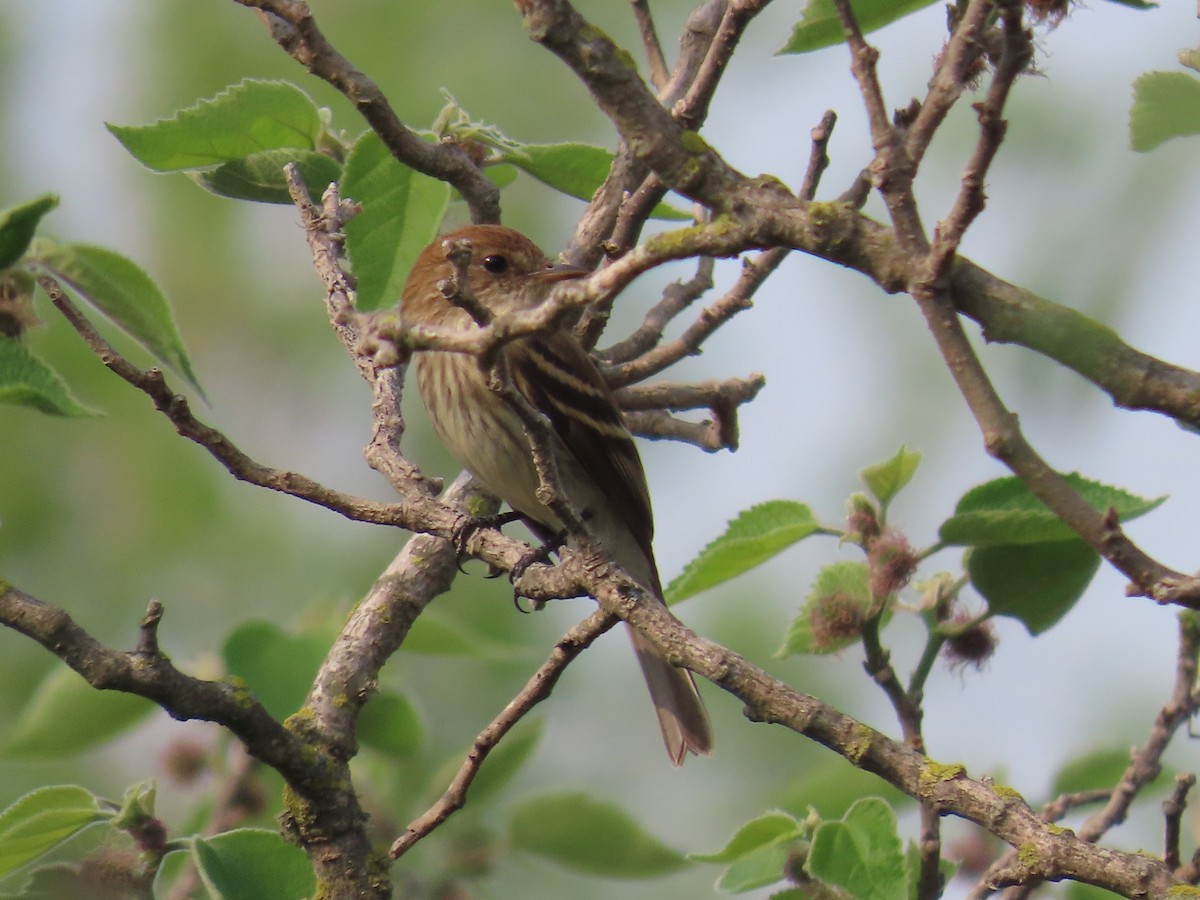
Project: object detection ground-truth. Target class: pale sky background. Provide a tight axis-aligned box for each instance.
[2,2,1200,897]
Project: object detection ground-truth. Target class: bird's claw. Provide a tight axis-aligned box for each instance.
[451,510,522,573]
[509,529,567,612]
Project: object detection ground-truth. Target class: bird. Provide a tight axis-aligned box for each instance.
[400,223,712,765]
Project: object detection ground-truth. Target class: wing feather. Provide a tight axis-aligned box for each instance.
[505,333,656,564]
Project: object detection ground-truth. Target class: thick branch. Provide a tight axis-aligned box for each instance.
[510,551,1184,897]
[0,586,380,898]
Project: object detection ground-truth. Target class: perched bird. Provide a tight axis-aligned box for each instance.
[400,224,712,765]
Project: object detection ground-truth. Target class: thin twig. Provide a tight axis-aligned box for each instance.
[1163,774,1196,873]
[800,110,838,202]
[488,355,594,545]
[234,0,499,223]
[623,410,726,450]
[630,0,670,91]
[1077,615,1200,842]
[391,609,618,858]
[674,0,772,131]
[1038,789,1114,824]
[974,612,1200,896]
[35,273,424,528]
[831,4,944,892]
[283,169,438,497]
[860,616,925,751]
[615,374,764,412]
[440,237,496,330]
[923,1,1031,282]
[623,379,760,451]
[837,168,874,208]
[832,0,926,253]
[599,256,715,364]
[618,375,764,451]
[612,174,671,253]
[602,252,772,388]
[565,0,726,266]
[904,0,1003,167]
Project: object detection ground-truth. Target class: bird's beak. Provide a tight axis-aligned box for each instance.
[532,262,589,283]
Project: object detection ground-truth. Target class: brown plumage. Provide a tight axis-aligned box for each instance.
[401,224,712,765]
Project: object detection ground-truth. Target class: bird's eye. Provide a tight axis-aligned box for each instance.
[481,254,510,275]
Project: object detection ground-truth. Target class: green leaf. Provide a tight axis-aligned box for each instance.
[341,131,451,311]
[1,667,156,758]
[0,786,108,877]
[690,811,803,863]
[939,474,1164,547]
[509,792,689,878]
[715,842,795,893]
[357,689,422,757]
[1130,71,1200,152]
[666,501,828,604]
[778,0,940,55]
[500,142,689,220]
[860,445,921,509]
[107,79,323,171]
[192,829,315,900]
[3,861,102,899]
[777,561,873,656]
[1050,747,1168,798]
[482,162,520,190]
[30,240,201,394]
[0,194,58,271]
[112,782,157,832]
[221,621,328,720]
[806,798,907,900]
[191,149,342,204]
[0,338,96,416]
[968,540,1100,636]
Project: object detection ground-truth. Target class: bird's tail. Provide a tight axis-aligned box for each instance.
[627,627,713,766]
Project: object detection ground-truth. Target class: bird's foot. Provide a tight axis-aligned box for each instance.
[510,529,567,612]
[451,510,523,575]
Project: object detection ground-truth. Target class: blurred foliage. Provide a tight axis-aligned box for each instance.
[0,1,1198,898]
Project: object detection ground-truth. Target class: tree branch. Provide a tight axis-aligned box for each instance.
[976,611,1200,896]
[630,0,670,92]
[0,585,382,899]
[511,550,1184,897]
[390,609,618,858]
[232,0,500,223]
[598,256,715,365]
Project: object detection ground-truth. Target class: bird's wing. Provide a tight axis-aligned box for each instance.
[505,332,656,561]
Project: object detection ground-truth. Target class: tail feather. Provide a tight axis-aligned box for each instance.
[628,627,713,765]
